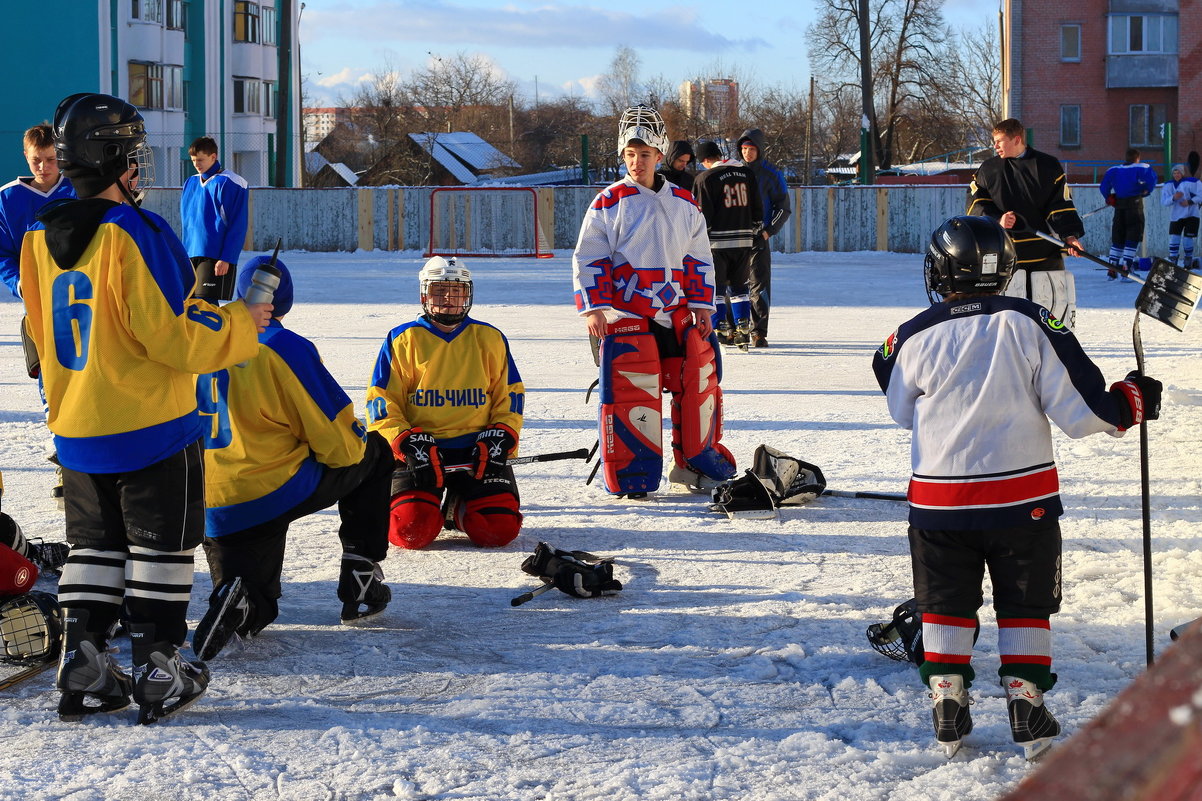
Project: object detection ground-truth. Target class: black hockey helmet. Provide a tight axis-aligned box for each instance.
[867,599,925,664]
[52,93,150,197]
[924,215,1016,302]
[0,591,63,665]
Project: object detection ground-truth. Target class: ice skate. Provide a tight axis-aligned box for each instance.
[337,554,391,624]
[130,623,210,725]
[715,322,734,347]
[733,321,751,353]
[56,609,132,722]
[668,465,725,494]
[193,577,253,660]
[929,674,973,758]
[1003,676,1060,760]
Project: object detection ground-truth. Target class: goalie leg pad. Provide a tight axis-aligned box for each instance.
[0,543,37,595]
[453,492,523,548]
[598,327,663,495]
[388,490,443,550]
[670,325,736,481]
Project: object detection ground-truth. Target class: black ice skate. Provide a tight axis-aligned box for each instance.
[733,321,751,353]
[1002,676,1060,760]
[193,577,253,660]
[928,673,973,758]
[337,554,391,624]
[130,623,210,725]
[56,608,133,722]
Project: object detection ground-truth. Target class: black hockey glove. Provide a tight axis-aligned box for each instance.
[1110,372,1163,430]
[472,425,516,480]
[552,563,623,598]
[391,428,443,490]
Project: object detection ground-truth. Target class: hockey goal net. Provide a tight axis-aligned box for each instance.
[426,187,554,259]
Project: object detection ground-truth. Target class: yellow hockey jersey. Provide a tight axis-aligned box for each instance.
[20,199,259,473]
[366,316,524,450]
[199,320,368,536]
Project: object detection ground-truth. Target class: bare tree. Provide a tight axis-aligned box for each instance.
[405,52,517,133]
[596,46,644,116]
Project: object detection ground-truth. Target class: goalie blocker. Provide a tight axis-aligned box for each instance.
[596,310,735,495]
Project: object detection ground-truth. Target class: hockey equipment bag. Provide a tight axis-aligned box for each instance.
[514,542,622,604]
[867,599,924,664]
[709,470,777,520]
[0,512,68,578]
[750,445,827,505]
[0,591,62,665]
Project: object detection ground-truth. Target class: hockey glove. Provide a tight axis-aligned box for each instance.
[391,428,443,490]
[1110,372,1163,430]
[1106,194,1117,207]
[472,424,517,480]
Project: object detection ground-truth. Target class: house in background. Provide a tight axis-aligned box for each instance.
[1003,0,1199,176]
[0,1,301,187]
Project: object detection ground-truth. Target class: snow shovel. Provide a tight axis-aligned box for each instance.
[1042,231,1202,664]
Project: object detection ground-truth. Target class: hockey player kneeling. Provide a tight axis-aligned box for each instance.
[367,257,525,550]
[195,256,394,661]
[872,215,1163,760]
[571,105,736,497]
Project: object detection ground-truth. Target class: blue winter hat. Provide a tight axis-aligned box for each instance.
[236,254,294,318]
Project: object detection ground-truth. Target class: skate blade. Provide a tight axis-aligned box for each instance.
[1021,737,1054,761]
[194,576,247,660]
[58,690,132,722]
[340,602,388,625]
[137,688,206,725]
[941,740,962,759]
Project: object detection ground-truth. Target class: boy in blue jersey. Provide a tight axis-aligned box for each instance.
[367,257,525,550]
[0,124,75,299]
[192,256,393,660]
[872,216,1162,759]
[1100,148,1158,280]
[0,124,77,506]
[180,136,249,302]
[20,94,271,725]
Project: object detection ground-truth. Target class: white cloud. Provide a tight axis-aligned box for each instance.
[316,67,372,88]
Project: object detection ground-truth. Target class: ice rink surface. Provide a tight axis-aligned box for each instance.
[1,249,1199,801]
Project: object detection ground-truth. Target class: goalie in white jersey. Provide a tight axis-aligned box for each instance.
[872,215,1163,759]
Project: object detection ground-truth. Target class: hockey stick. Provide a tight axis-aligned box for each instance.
[1079,203,1111,219]
[510,583,555,607]
[0,660,54,692]
[441,448,591,473]
[821,489,906,502]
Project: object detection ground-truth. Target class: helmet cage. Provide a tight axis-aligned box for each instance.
[617,104,669,156]
[419,256,473,326]
[867,599,924,664]
[0,591,62,665]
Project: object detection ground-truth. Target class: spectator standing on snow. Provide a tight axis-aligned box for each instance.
[657,140,696,191]
[735,128,790,348]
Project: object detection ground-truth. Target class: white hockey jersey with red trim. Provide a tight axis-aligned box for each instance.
[872,295,1127,529]
[572,175,716,327]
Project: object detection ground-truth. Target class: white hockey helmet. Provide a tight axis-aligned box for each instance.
[419,256,473,326]
[617,104,669,156]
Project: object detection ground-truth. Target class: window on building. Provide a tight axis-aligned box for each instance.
[234,77,262,114]
[1109,14,1178,54]
[165,66,184,110]
[1129,104,1167,147]
[234,1,260,43]
[263,81,278,118]
[166,0,184,29]
[1060,25,1081,61]
[1060,105,1081,147]
[129,63,164,109]
[262,5,278,45]
[132,0,164,23]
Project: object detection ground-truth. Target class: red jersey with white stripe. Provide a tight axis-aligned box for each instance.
[873,294,1127,529]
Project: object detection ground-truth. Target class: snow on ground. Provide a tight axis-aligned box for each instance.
[0,249,1199,801]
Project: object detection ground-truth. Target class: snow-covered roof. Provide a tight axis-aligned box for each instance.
[478,167,583,187]
[409,132,521,185]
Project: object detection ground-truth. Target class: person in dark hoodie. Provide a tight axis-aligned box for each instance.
[657,140,696,190]
[19,93,271,725]
[736,128,791,347]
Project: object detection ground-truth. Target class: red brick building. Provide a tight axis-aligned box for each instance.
[1003,0,1199,179]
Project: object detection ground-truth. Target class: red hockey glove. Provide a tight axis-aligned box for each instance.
[391,428,443,490]
[1106,194,1117,207]
[1110,372,1162,430]
[472,424,517,480]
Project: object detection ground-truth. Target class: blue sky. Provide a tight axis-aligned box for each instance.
[300,0,1001,106]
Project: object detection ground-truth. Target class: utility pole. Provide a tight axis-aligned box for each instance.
[857,0,875,185]
[805,76,815,186]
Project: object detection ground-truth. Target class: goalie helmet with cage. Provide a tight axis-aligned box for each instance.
[52,92,154,200]
[419,256,473,327]
[867,599,925,664]
[617,104,669,156]
[0,591,63,665]
[924,215,1017,302]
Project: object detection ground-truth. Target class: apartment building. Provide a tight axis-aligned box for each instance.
[1,1,301,187]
